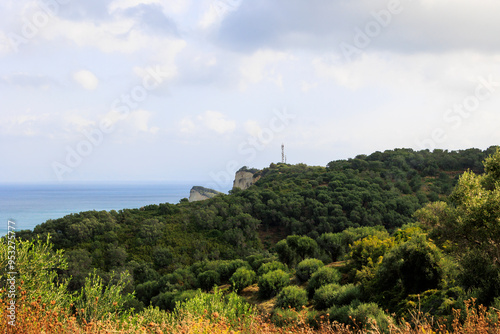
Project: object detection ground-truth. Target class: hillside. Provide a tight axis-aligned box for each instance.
[8,146,500,332]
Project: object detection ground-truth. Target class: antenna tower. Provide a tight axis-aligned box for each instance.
[281,143,285,163]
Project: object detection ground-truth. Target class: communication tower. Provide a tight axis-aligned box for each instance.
[281,143,285,164]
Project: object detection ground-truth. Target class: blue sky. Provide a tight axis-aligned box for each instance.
[1,0,500,190]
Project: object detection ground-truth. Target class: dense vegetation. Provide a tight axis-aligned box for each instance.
[3,146,500,333]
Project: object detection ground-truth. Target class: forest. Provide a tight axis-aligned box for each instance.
[2,146,500,333]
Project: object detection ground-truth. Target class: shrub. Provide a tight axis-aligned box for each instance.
[350,302,390,332]
[230,267,256,292]
[313,283,340,310]
[197,270,221,291]
[75,270,134,322]
[307,266,342,298]
[296,258,324,283]
[246,254,276,271]
[275,286,308,310]
[270,308,301,327]
[331,284,362,306]
[135,280,161,305]
[329,302,355,324]
[212,259,250,282]
[171,288,256,328]
[257,261,288,276]
[258,269,290,299]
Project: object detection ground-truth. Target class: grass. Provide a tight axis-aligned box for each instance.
[2,283,500,334]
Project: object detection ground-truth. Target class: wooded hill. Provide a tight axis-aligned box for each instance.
[11,146,500,330]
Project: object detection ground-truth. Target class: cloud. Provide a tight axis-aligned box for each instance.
[178,117,196,134]
[73,70,99,90]
[0,73,55,89]
[198,0,242,30]
[198,110,236,134]
[239,49,289,89]
[213,0,500,54]
[244,120,262,137]
[112,2,179,36]
[0,112,52,137]
[101,109,158,136]
[56,0,114,22]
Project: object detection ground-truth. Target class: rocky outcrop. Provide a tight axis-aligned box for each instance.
[189,186,220,202]
[233,169,261,190]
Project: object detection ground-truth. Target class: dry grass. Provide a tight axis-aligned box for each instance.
[2,286,500,334]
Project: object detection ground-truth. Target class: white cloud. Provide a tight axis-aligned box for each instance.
[63,113,96,132]
[198,110,236,135]
[239,49,289,90]
[102,109,158,135]
[0,112,52,137]
[178,117,196,134]
[108,0,161,13]
[73,70,99,90]
[198,0,242,29]
[244,120,262,137]
[0,31,13,55]
[301,81,317,93]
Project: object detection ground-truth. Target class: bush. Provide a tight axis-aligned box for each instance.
[258,269,290,299]
[307,266,342,299]
[197,270,221,291]
[270,308,301,327]
[313,283,340,310]
[246,254,276,271]
[257,261,288,276]
[296,258,324,283]
[275,286,308,310]
[230,267,256,292]
[350,302,390,332]
[171,288,256,329]
[329,302,355,324]
[331,284,363,306]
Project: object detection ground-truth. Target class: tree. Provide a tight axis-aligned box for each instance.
[415,148,500,304]
[230,267,256,292]
[370,235,444,311]
[318,233,344,262]
[258,269,290,298]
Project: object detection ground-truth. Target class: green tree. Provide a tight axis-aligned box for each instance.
[370,235,444,311]
[295,258,324,283]
[275,286,308,310]
[258,269,290,299]
[318,232,344,262]
[230,267,256,292]
[307,266,342,299]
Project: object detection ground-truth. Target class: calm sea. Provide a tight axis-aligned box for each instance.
[0,182,201,235]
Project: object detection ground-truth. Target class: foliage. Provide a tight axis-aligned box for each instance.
[318,232,344,262]
[170,288,257,329]
[12,145,500,328]
[275,235,319,266]
[295,258,324,283]
[258,261,288,276]
[197,270,221,292]
[258,269,290,299]
[349,302,391,332]
[0,235,71,310]
[313,283,341,310]
[347,234,395,283]
[307,266,342,299]
[230,267,256,292]
[74,270,134,322]
[275,286,308,310]
[369,234,445,312]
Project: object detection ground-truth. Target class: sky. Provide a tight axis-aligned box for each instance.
[1,0,500,191]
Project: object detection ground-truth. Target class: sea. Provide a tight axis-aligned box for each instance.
[0,182,217,236]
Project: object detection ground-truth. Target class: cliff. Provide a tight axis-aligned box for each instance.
[189,186,221,202]
[233,168,261,190]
